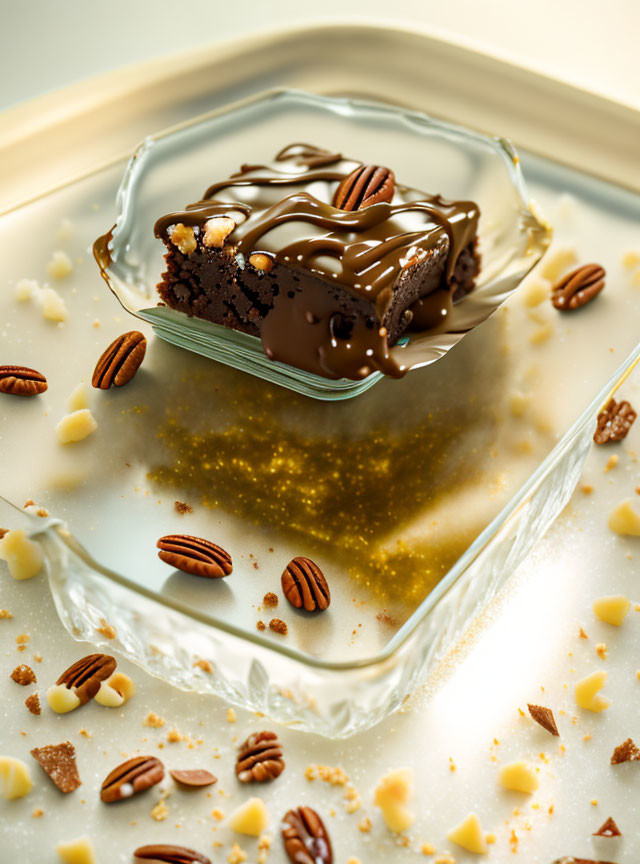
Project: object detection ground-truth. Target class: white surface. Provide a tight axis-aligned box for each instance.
[1,0,640,111]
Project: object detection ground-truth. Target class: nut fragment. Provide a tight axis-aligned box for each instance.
[170,223,198,255]
[10,664,36,685]
[0,365,48,397]
[157,534,232,579]
[593,816,621,837]
[25,693,41,715]
[249,253,274,272]
[0,756,33,799]
[527,703,559,736]
[31,741,81,793]
[498,761,539,794]
[594,398,636,444]
[169,768,217,788]
[334,165,395,210]
[236,731,285,783]
[592,594,631,626]
[92,330,147,389]
[282,806,333,864]
[203,216,236,248]
[551,263,605,310]
[94,671,135,707]
[100,755,164,803]
[610,738,640,764]
[134,844,212,864]
[282,557,330,612]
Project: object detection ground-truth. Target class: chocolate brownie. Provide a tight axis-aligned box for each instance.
[154,144,480,380]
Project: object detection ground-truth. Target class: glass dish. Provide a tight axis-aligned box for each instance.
[1,346,637,738]
[94,89,550,401]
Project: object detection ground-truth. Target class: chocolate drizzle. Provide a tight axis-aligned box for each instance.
[154,144,480,380]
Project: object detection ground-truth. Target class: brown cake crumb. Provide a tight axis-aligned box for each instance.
[25,693,41,715]
[611,738,640,764]
[174,500,193,515]
[96,618,116,639]
[30,741,81,793]
[263,593,278,608]
[11,664,37,686]
[256,621,266,631]
[0,609,13,619]
[269,619,288,636]
[143,711,166,728]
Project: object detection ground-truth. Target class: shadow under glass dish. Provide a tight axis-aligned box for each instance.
[95,89,550,400]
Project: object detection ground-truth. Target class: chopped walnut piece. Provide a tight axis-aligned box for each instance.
[611,738,640,764]
[25,693,41,715]
[203,216,236,249]
[170,223,197,255]
[269,618,287,636]
[594,398,636,444]
[593,816,621,837]
[11,664,37,686]
[263,592,278,608]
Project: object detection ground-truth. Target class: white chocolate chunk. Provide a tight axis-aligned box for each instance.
[0,529,44,580]
[608,499,640,536]
[593,595,631,626]
[56,409,97,444]
[575,670,610,712]
[56,836,97,864]
[95,672,135,707]
[47,684,81,714]
[521,277,550,308]
[373,769,414,833]
[228,797,269,836]
[39,286,68,322]
[540,245,578,282]
[498,761,539,794]
[0,756,33,799]
[66,384,89,412]
[47,250,74,280]
[15,278,39,302]
[447,812,488,854]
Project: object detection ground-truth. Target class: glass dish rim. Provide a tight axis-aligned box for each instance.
[13,341,639,674]
[94,87,549,399]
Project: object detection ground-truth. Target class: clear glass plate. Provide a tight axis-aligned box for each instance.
[95,89,550,400]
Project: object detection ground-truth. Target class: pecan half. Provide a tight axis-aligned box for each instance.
[594,398,636,444]
[282,806,333,864]
[169,768,217,788]
[0,365,47,397]
[56,653,117,705]
[551,263,605,310]
[236,730,284,783]
[134,844,211,864]
[333,165,395,210]
[92,330,147,389]
[101,755,164,803]
[157,534,232,578]
[282,557,330,612]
